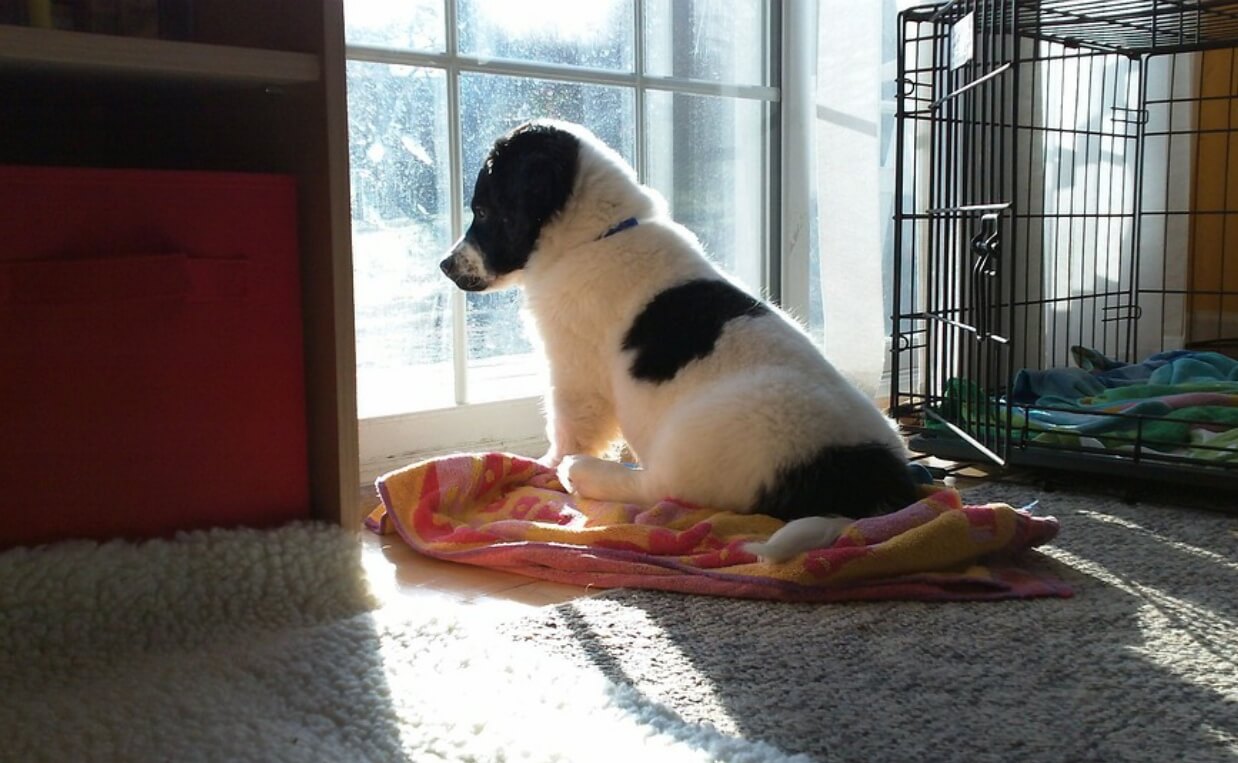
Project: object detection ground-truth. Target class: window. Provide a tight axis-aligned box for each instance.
[345,0,782,472]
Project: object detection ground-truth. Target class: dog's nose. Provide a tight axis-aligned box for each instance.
[439,256,454,276]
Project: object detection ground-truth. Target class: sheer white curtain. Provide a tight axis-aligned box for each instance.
[786,0,908,397]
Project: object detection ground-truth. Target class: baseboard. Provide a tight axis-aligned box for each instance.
[359,435,550,488]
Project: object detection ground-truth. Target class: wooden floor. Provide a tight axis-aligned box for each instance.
[357,491,597,625]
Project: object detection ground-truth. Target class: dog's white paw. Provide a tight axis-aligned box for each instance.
[557,454,648,504]
[557,454,601,496]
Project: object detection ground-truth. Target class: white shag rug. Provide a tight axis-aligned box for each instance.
[0,522,809,763]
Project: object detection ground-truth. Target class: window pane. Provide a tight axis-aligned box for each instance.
[459,73,636,403]
[344,0,445,52]
[347,62,454,417]
[644,91,768,292]
[458,0,634,72]
[644,0,769,86]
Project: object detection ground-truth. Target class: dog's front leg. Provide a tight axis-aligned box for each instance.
[538,385,619,469]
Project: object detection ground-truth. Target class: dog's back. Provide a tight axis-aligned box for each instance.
[598,253,917,562]
[605,267,914,522]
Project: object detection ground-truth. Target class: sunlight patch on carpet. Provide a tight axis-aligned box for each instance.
[1073,509,1238,572]
[368,604,809,762]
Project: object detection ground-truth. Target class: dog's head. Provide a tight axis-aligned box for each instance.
[439,122,580,292]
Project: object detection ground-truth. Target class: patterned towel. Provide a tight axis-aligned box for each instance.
[366,453,1071,602]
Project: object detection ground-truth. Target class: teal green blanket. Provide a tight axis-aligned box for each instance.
[931,347,1238,461]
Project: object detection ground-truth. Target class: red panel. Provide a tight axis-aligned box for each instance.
[0,166,310,547]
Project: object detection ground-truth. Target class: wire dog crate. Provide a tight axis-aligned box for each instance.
[892,0,1238,489]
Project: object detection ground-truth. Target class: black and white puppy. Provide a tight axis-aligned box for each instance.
[440,120,915,561]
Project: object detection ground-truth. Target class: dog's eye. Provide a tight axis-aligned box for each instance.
[473,207,489,222]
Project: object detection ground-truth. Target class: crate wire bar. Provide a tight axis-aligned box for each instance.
[892,0,1238,488]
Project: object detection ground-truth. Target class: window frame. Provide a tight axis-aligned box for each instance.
[348,0,814,481]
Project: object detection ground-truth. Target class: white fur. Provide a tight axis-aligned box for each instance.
[473,120,906,561]
[741,517,855,564]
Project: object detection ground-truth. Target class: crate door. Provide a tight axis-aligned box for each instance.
[919,207,1012,463]
[893,3,1014,465]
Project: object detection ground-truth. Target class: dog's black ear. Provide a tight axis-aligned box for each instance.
[500,126,579,232]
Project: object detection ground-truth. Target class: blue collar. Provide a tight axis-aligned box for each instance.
[598,217,639,240]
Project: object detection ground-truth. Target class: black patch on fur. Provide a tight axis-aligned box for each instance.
[464,123,580,276]
[622,279,769,382]
[753,443,917,521]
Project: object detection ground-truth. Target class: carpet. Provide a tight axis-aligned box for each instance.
[505,483,1238,762]
[1,485,1235,762]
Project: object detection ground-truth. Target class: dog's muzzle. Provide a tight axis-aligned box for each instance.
[439,240,489,292]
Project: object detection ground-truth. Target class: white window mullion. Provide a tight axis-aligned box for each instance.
[344,43,778,101]
[779,0,817,321]
[634,0,646,182]
[445,0,468,405]
[642,3,675,222]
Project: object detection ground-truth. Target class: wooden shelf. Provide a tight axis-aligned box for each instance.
[0,2,360,532]
[0,24,320,84]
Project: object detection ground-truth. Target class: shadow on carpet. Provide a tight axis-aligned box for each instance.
[503,484,1238,762]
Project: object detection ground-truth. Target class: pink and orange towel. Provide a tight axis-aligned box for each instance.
[366,453,1071,602]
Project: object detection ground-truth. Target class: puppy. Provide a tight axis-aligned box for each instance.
[440,120,915,562]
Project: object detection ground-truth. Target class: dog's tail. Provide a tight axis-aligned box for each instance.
[744,444,921,563]
[742,516,855,564]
